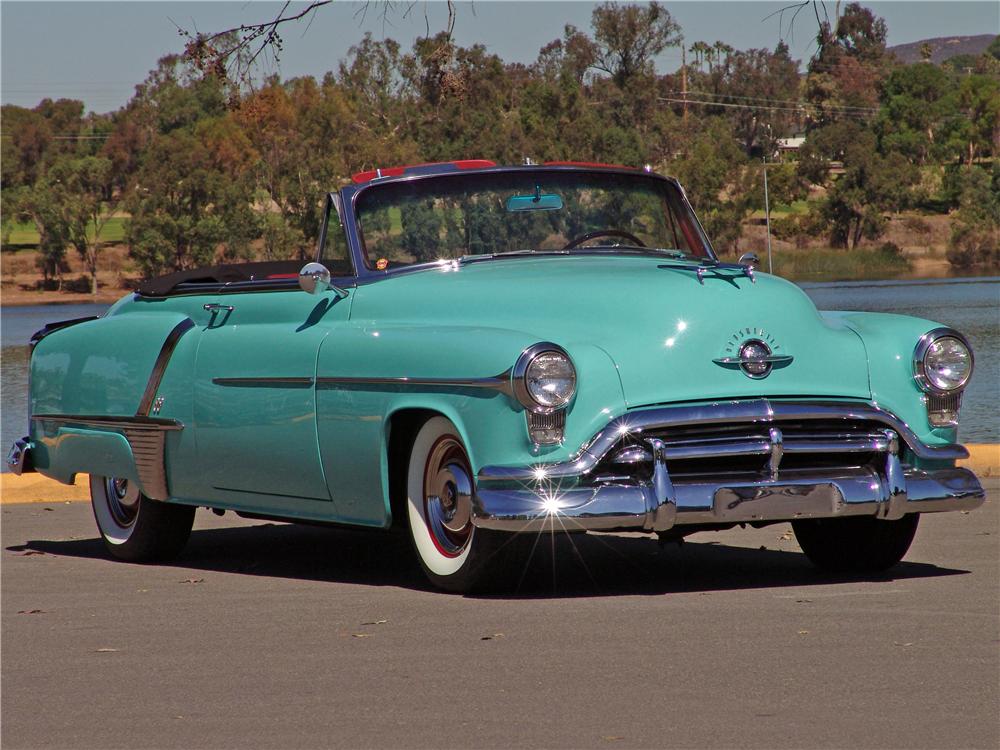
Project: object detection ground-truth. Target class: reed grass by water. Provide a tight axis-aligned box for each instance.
[767,246,911,282]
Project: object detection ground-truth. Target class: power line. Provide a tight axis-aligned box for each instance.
[656,96,877,120]
[662,89,878,113]
[0,134,112,140]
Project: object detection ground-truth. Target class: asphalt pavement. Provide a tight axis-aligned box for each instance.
[3,488,998,749]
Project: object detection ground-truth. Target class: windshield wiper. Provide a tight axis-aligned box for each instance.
[458,249,567,265]
[457,247,706,265]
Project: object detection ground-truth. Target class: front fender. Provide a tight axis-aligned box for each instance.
[823,311,958,447]
[314,324,625,526]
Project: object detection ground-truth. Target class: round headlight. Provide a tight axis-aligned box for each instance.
[526,351,576,407]
[513,343,576,412]
[915,330,973,393]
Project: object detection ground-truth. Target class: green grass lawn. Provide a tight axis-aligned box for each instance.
[3,216,127,250]
[749,199,811,221]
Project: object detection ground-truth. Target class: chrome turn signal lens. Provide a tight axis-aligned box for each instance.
[926,392,961,428]
[528,410,566,445]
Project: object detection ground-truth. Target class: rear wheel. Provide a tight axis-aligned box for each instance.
[405,417,521,592]
[792,514,920,572]
[90,475,195,562]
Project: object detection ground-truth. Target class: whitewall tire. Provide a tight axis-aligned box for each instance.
[406,417,517,592]
[90,475,195,562]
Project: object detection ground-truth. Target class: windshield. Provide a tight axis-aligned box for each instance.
[354,170,713,270]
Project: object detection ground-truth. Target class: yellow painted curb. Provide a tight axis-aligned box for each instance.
[959,443,1000,478]
[1,473,90,504]
[1,443,997,504]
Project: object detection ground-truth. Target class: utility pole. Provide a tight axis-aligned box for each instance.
[681,46,688,125]
[763,158,773,275]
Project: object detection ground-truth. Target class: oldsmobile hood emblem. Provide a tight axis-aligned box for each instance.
[713,327,793,379]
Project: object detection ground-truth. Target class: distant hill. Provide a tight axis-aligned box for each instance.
[889,34,996,64]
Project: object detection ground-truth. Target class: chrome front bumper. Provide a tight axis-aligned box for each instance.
[472,399,985,534]
[473,465,985,533]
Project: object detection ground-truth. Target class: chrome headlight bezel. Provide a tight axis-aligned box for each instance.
[512,342,576,414]
[913,327,974,395]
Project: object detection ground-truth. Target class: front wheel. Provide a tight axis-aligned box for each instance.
[792,514,920,573]
[90,476,195,562]
[405,417,521,592]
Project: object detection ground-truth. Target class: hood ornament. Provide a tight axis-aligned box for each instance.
[713,328,793,379]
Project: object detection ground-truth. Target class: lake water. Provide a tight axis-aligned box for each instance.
[2,278,997,471]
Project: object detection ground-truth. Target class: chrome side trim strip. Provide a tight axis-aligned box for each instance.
[213,377,314,388]
[31,415,183,430]
[478,399,969,483]
[30,414,182,500]
[137,318,196,416]
[316,373,513,396]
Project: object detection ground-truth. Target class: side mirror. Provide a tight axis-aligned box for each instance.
[299,263,350,298]
[738,252,760,269]
[299,262,331,294]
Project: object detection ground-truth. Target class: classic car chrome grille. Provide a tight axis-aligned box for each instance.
[596,417,898,481]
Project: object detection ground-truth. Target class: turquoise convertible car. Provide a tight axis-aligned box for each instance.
[8,161,985,591]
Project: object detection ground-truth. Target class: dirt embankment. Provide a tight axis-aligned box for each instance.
[1,245,139,306]
[739,212,957,275]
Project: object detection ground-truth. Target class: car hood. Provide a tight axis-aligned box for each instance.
[352,255,871,406]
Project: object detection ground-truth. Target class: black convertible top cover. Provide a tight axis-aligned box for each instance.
[137,260,353,297]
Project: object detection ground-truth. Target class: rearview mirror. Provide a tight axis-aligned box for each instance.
[506,186,563,212]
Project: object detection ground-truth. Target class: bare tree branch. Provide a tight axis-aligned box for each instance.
[176,1,333,85]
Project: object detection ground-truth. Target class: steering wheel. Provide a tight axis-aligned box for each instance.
[562,229,645,250]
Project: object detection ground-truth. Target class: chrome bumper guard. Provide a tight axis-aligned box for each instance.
[6,437,34,475]
[473,400,985,533]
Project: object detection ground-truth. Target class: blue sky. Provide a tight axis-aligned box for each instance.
[2,1,997,113]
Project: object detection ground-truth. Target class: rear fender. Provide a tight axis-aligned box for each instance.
[28,311,194,495]
[30,312,192,417]
[30,427,139,486]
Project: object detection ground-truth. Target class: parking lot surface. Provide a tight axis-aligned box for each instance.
[3,489,997,749]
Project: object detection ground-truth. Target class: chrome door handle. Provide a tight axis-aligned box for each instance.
[203,303,235,313]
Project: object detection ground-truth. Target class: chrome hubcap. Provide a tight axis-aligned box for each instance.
[104,477,139,528]
[423,437,474,557]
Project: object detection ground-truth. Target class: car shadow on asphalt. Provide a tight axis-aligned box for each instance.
[8,518,969,598]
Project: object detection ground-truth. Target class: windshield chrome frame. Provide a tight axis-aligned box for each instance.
[337,165,719,284]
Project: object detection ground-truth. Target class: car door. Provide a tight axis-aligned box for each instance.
[193,287,351,513]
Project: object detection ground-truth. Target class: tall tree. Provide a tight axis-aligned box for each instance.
[875,63,950,164]
[589,2,682,87]
[804,3,891,127]
[722,43,801,154]
[49,155,117,295]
